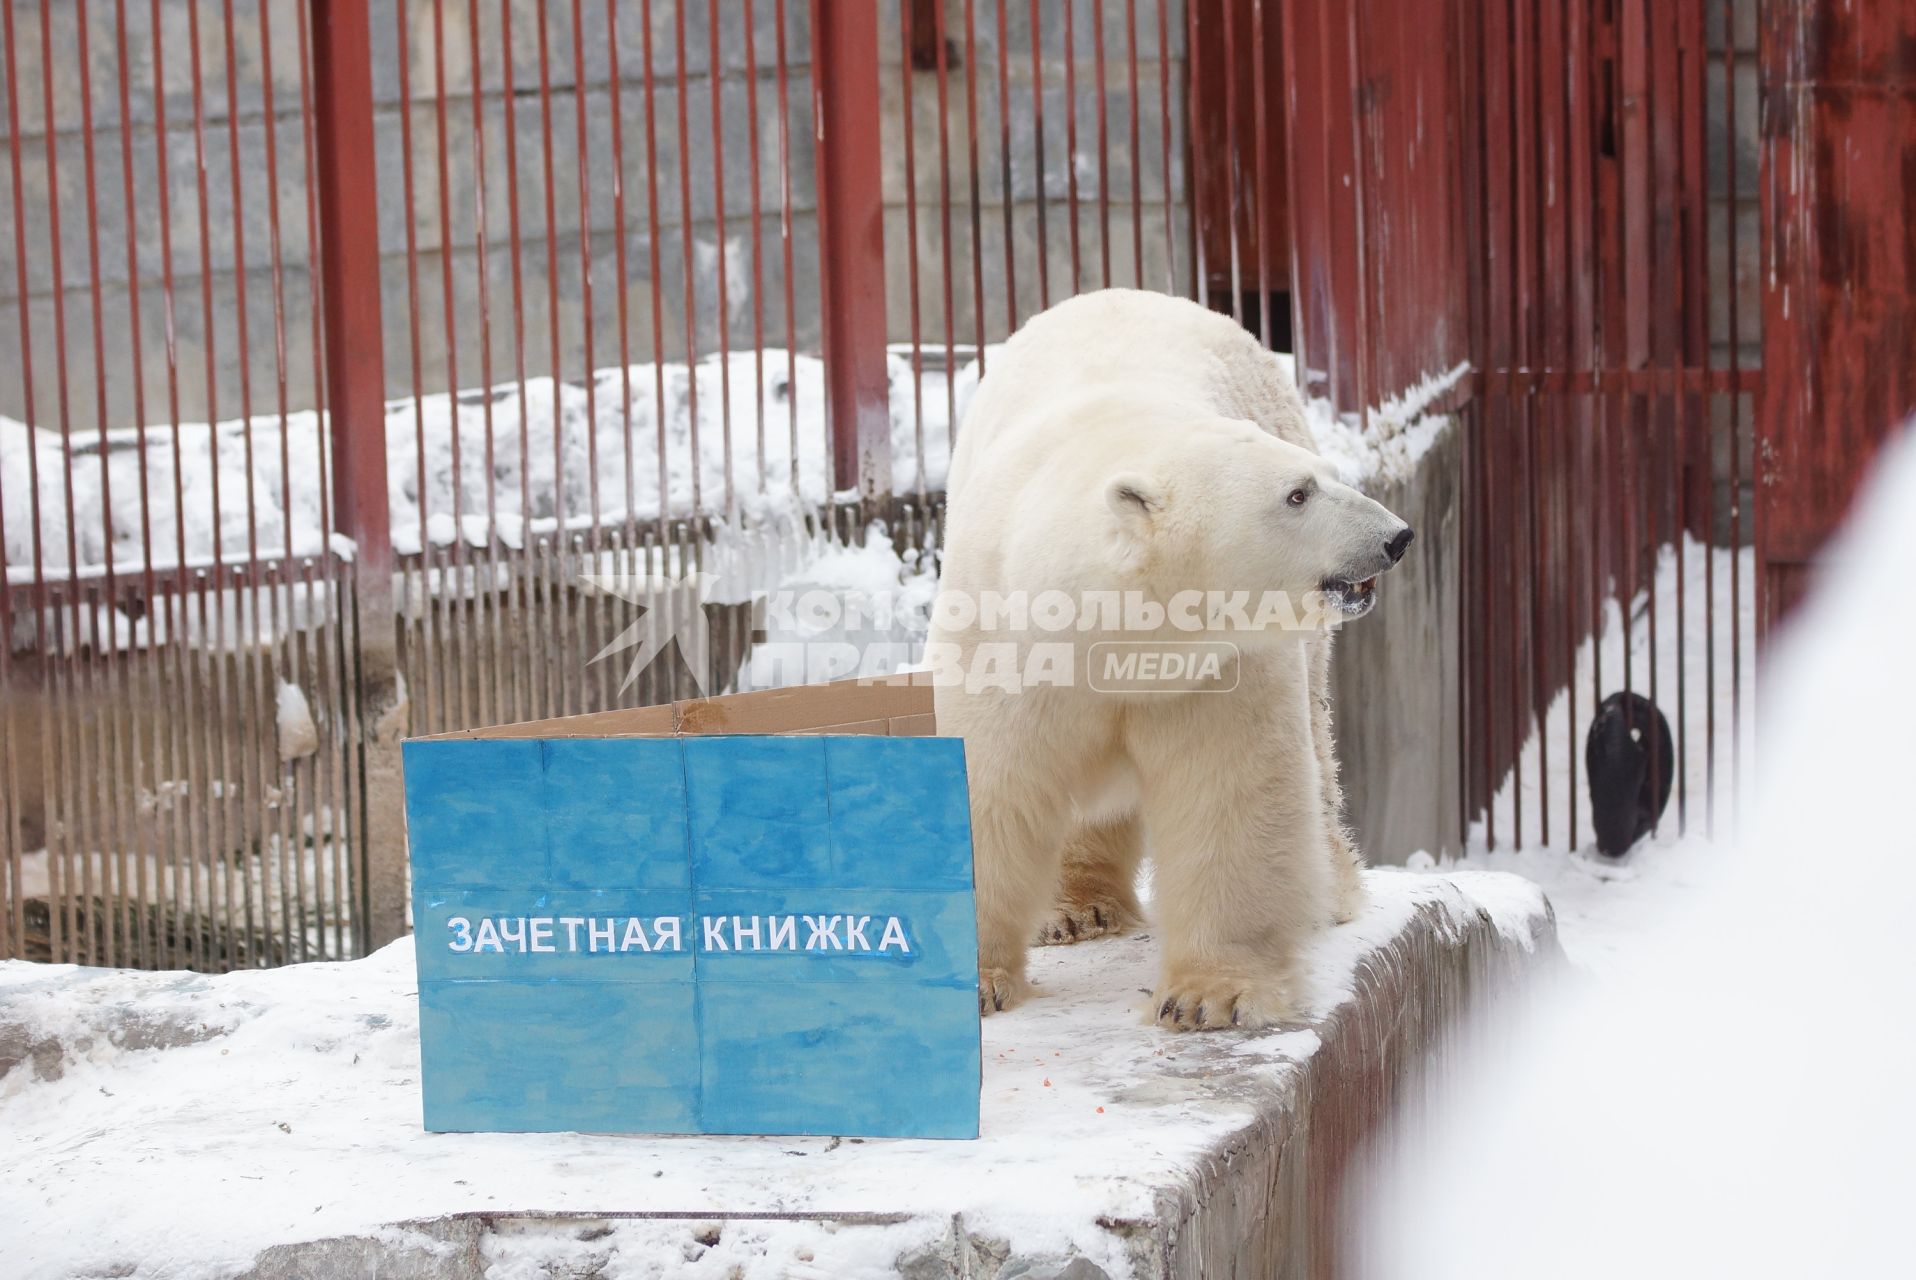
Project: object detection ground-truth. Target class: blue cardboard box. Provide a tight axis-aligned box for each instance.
[403,677,981,1139]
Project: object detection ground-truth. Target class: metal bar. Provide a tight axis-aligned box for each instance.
[1030,0,1050,307]
[466,0,499,546]
[641,0,671,520]
[1157,0,1174,294]
[1125,0,1143,288]
[775,0,800,493]
[901,0,928,499]
[741,0,770,496]
[963,0,986,379]
[1251,0,1270,348]
[1093,0,1111,288]
[995,0,1018,330]
[702,0,734,520]
[1063,0,1082,292]
[812,0,893,500]
[934,0,957,431]
[312,0,400,946]
[607,0,639,522]
[673,0,701,516]
[538,3,569,528]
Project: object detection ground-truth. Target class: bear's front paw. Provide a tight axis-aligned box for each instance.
[1031,895,1142,946]
[979,966,1031,1015]
[1151,971,1294,1032]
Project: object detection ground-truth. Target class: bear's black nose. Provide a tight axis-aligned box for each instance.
[1385,525,1415,565]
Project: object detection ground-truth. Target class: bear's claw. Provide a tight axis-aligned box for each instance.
[978,966,1029,1015]
[1032,896,1142,947]
[1151,974,1290,1032]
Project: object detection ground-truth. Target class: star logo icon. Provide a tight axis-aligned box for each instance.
[580,568,717,697]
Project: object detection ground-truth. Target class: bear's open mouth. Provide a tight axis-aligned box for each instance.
[1320,574,1380,616]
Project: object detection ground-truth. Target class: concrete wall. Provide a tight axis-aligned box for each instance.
[0,0,1188,439]
[1332,419,1463,863]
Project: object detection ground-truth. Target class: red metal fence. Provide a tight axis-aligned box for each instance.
[9,0,1902,970]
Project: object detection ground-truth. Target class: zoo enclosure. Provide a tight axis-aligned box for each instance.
[2,0,1902,971]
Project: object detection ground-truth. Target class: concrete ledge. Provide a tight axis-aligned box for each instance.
[1,869,1558,1279]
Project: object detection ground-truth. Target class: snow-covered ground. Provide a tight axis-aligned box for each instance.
[0,868,1552,1278]
[1407,531,1759,980]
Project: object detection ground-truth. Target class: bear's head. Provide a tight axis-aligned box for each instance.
[1103,417,1413,634]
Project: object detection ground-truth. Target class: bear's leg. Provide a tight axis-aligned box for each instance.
[1032,814,1146,946]
[1128,663,1332,1031]
[969,769,1071,1012]
[1309,632,1367,924]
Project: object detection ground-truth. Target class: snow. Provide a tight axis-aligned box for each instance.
[275,681,319,763]
[1277,354,1470,490]
[1363,428,1916,1276]
[2,351,980,582]
[1400,533,1759,977]
[0,868,1548,1279]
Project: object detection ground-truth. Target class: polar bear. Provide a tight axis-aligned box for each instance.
[930,289,1413,1031]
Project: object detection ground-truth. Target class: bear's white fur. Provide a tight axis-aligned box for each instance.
[931,289,1411,1031]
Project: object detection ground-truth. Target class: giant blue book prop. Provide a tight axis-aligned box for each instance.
[403,679,981,1139]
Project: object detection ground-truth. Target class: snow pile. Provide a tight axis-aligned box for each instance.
[0,869,1549,1278]
[1277,355,1471,490]
[2,352,982,580]
[1364,428,1916,1276]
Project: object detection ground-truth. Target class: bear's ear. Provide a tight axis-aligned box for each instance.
[1105,473,1161,527]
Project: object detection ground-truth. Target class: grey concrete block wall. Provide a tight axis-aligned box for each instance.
[0,0,1190,439]
[1333,420,1464,863]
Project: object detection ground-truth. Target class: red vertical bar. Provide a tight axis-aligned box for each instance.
[1156,0,1174,294]
[571,0,603,534]
[1251,0,1270,348]
[501,0,532,537]
[313,0,392,580]
[75,0,120,606]
[702,0,733,519]
[1092,0,1111,288]
[607,0,637,520]
[1220,0,1242,325]
[933,0,957,429]
[466,0,498,535]
[393,0,430,555]
[1125,0,1143,289]
[673,1,700,515]
[256,0,295,561]
[775,0,799,493]
[1062,0,1082,292]
[962,0,985,378]
[995,0,1019,329]
[900,0,927,497]
[812,0,892,498]
[219,0,260,569]
[1030,2,1051,308]
[741,0,770,494]
[641,0,671,518]
[181,0,225,574]
[113,0,155,588]
[537,6,569,525]
[430,0,464,536]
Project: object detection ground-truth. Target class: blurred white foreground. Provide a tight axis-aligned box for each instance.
[1363,427,1916,1276]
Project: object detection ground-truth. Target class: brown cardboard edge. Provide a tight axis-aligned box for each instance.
[408,672,937,742]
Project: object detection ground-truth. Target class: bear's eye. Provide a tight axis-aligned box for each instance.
[1286,488,1310,508]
